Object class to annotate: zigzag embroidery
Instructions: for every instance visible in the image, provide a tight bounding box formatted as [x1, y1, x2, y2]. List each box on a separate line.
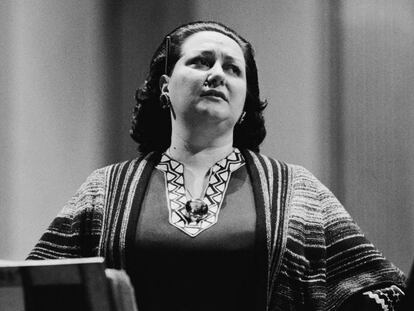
[363, 285, 404, 311]
[156, 148, 245, 237]
[364, 291, 388, 311]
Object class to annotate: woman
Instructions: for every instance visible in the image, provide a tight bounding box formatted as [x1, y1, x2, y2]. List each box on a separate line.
[28, 21, 405, 310]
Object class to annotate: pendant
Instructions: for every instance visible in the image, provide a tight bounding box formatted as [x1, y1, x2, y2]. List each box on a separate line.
[185, 199, 208, 223]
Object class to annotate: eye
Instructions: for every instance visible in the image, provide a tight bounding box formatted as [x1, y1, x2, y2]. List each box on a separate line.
[190, 57, 211, 69]
[224, 63, 241, 76]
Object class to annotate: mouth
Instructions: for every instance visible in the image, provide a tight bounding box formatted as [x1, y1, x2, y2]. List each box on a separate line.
[200, 89, 228, 102]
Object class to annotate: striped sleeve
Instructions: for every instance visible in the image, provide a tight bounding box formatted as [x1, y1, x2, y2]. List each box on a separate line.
[318, 177, 405, 309]
[26, 167, 108, 260]
[271, 164, 405, 311]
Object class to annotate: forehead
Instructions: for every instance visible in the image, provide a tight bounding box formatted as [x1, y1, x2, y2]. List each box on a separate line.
[180, 31, 245, 62]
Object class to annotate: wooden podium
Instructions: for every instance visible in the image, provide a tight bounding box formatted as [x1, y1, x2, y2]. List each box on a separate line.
[0, 258, 137, 311]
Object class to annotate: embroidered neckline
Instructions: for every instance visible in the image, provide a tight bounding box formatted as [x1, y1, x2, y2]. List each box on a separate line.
[156, 148, 245, 237]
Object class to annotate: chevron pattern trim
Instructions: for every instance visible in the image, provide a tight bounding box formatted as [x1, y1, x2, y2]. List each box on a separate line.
[156, 148, 245, 237]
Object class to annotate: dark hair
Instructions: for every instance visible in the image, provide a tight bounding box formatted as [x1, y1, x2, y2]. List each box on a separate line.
[130, 21, 267, 154]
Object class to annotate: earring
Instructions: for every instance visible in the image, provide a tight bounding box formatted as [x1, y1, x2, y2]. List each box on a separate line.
[160, 92, 176, 120]
[238, 111, 246, 124]
[160, 93, 171, 109]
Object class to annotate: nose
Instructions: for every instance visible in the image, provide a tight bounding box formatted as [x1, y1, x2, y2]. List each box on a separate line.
[205, 62, 225, 87]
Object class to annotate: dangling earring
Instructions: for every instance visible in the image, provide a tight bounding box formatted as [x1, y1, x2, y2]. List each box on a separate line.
[238, 111, 246, 124]
[160, 93, 171, 109]
[160, 93, 176, 119]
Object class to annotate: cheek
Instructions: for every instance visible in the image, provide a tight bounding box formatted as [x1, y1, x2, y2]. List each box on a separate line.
[232, 81, 247, 110]
[170, 71, 203, 101]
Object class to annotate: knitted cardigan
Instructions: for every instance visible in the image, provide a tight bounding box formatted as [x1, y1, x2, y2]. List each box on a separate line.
[28, 150, 405, 311]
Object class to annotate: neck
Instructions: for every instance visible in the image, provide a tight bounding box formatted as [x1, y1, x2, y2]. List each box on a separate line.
[168, 138, 234, 171]
[169, 124, 234, 172]
[168, 121, 235, 198]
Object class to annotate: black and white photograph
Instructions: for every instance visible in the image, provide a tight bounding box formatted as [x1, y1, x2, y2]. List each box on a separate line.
[1, 1, 413, 310]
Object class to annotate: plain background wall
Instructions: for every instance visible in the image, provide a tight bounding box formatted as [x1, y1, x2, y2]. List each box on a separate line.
[0, 0, 13, 258]
[0, 0, 112, 259]
[340, 0, 414, 273]
[1, 0, 413, 274]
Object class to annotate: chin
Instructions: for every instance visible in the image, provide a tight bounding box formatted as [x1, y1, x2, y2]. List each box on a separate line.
[197, 101, 226, 115]
[200, 108, 229, 121]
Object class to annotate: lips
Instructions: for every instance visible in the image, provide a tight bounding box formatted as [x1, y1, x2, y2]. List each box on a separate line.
[200, 89, 227, 102]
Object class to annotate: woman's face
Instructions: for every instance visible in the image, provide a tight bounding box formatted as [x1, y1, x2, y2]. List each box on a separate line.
[164, 31, 247, 129]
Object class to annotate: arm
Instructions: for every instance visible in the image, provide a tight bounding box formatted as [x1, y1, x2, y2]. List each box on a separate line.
[318, 177, 406, 310]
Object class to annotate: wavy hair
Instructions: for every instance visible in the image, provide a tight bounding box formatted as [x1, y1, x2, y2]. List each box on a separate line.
[130, 21, 267, 154]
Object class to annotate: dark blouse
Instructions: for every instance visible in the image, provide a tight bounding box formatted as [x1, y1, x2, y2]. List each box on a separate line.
[132, 164, 257, 311]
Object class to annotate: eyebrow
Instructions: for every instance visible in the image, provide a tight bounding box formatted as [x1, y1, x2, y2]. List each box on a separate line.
[191, 50, 244, 65]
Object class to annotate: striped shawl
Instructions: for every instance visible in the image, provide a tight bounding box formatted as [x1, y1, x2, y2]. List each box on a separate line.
[28, 150, 405, 310]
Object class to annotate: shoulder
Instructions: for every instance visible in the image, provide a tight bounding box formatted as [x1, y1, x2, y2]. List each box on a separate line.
[67, 157, 147, 208]
[242, 149, 322, 189]
[76, 152, 161, 205]
[243, 150, 337, 212]
[85, 152, 158, 188]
